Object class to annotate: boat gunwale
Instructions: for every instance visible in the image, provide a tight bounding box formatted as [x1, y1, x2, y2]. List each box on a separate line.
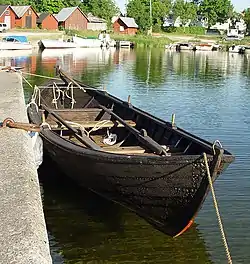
[40, 128, 234, 165]
[29, 72, 234, 161]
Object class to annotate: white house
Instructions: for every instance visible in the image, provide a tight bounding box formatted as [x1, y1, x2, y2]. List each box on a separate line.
[210, 18, 246, 33]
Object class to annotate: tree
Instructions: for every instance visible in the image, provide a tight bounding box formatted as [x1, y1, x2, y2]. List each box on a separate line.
[127, 0, 151, 31]
[243, 8, 250, 33]
[127, 0, 172, 32]
[152, 0, 172, 31]
[173, 0, 197, 27]
[199, 0, 233, 28]
[85, 0, 119, 23]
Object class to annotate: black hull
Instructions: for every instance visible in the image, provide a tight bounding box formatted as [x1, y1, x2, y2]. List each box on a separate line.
[41, 129, 229, 237]
[27, 69, 234, 237]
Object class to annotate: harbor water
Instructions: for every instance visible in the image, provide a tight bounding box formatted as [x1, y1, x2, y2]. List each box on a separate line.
[4, 47, 250, 263]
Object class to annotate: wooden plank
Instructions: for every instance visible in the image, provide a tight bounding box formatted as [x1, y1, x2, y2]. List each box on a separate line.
[79, 120, 136, 128]
[51, 120, 136, 129]
[45, 108, 103, 122]
[102, 146, 146, 154]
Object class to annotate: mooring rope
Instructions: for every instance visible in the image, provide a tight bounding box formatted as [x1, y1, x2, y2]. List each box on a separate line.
[21, 74, 33, 88]
[22, 72, 62, 80]
[203, 152, 233, 264]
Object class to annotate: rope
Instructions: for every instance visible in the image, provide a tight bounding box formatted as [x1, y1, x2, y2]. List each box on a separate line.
[21, 72, 61, 80]
[212, 140, 223, 155]
[203, 152, 232, 264]
[21, 74, 33, 88]
[64, 120, 111, 137]
[65, 82, 76, 109]
[41, 122, 51, 130]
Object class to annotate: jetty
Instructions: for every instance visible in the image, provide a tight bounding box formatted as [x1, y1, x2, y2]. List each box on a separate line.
[0, 71, 52, 263]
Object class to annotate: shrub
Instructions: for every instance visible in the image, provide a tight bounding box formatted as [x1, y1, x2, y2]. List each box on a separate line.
[164, 26, 205, 35]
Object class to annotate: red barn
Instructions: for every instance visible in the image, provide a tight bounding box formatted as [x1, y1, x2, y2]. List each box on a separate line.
[113, 17, 138, 35]
[55, 6, 88, 30]
[12, 5, 38, 28]
[37, 12, 58, 30]
[0, 5, 16, 29]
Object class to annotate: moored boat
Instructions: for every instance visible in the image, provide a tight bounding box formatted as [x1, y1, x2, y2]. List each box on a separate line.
[195, 43, 220, 51]
[228, 45, 245, 54]
[0, 35, 32, 50]
[72, 35, 116, 48]
[27, 68, 234, 237]
[38, 39, 78, 49]
[176, 43, 195, 51]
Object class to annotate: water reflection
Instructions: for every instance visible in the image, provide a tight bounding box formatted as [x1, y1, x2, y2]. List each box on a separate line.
[2, 47, 250, 263]
[39, 157, 212, 264]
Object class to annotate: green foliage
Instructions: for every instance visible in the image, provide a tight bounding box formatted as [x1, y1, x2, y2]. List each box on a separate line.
[164, 26, 205, 35]
[152, 0, 172, 28]
[243, 8, 250, 33]
[173, 0, 197, 26]
[200, 0, 234, 28]
[36, 0, 65, 13]
[0, 0, 118, 23]
[127, 0, 171, 31]
[84, 0, 119, 24]
[127, 0, 151, 31]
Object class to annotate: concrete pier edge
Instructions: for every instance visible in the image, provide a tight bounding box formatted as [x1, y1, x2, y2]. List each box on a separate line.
[0, 72, 52, 263]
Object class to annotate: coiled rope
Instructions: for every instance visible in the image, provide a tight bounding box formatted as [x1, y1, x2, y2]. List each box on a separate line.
[203, 152, 232, 264]
[64, 120, 111, 137]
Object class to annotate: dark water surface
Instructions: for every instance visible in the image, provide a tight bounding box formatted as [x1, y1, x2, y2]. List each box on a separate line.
[4, 48, 250, 263]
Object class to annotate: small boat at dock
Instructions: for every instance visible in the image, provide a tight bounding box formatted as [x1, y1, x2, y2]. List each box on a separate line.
[166, 42, 195, 51]
[195, 43, 220, 51]
[38, 39, 77, 49]
[0, 35, 32, 50]
[27, 68, 234, 237]
[72, 35, 116, 48]
[228, 45, 245, 54]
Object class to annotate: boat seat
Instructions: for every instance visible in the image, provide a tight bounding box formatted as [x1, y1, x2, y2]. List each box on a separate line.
[102, 145, 146, 154]
[51, 120, 136, 130]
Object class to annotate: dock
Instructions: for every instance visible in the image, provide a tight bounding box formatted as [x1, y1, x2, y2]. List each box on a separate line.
[0, 71, 52, 263]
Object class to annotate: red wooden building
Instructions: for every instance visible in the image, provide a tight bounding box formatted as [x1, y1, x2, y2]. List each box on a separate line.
[37, 12, 58, 30]
[55, 6, 88, 30]
[0, 5, 16, 29]
[113, 17, 138, 35]
[12, 5, 38, 28]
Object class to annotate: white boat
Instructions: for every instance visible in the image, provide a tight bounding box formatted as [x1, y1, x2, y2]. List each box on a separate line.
[72, 36, 102, 47]
[38, 39, 77, 49]
[176, 43, 195, 51]
[195, 43, 220, 51]
[72, 36, 116, 48]
[0, 35, 32, 50]
[228, 45, 245, 54]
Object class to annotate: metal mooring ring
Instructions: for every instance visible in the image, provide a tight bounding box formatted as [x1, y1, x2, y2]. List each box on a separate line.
[2, 118, 15, 128]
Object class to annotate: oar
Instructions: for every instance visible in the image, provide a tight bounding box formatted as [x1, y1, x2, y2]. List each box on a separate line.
[99, 105, 168, 156]
[41, 104, 101, 151]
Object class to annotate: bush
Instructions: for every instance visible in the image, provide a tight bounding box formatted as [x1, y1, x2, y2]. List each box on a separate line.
[164, 26, 205, 35]
[152, 23, 162, 33]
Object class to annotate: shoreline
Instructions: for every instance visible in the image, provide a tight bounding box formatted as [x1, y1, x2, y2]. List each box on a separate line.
[0, 30, 249, 50]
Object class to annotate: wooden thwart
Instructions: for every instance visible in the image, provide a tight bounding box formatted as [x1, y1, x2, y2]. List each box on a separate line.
[51, 119, 136, 129]
[102, 145, 146, 154]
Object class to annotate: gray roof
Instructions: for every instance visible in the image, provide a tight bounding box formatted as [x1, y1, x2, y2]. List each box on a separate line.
[0, 5, 9, 17]
[87, 13, 106, 23]
[119, 17, 138, 28]
[37, 12, 57, 23]
[11, 6, 30, 18]
[55, 6, 86, 22]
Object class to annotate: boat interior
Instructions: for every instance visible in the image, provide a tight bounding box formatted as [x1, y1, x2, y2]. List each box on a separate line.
[36, 81, 220, 157]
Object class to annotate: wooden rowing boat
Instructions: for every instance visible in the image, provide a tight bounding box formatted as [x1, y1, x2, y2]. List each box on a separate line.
[27, 68, 234, 237]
